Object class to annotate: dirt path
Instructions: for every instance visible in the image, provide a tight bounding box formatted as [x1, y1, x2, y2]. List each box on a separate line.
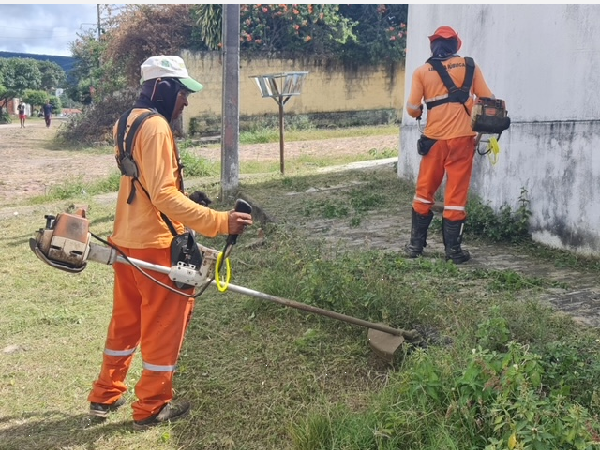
[0, 120, 396, 206]
[0, 121, 115, 205]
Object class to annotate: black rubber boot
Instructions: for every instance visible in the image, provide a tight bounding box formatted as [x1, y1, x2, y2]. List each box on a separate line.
[442, 218, 470, 264]
[404, 208, 434, 258]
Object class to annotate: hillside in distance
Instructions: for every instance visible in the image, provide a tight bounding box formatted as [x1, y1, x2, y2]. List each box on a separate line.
[0, 51, 75, 73]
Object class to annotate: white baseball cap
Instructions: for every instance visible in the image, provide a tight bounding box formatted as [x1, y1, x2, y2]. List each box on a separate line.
[140, 55, 203, 92]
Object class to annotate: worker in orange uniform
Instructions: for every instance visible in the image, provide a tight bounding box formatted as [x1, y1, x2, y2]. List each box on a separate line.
[87, 56, 253, 430]
[404, 26, 495, 264]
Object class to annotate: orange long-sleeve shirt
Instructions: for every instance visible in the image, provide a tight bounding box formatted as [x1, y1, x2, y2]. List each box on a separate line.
[110, 108, 229, 249]
[406, 56, 493, 140]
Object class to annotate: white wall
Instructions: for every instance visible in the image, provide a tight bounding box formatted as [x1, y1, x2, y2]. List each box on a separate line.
[399, 4, 600, 255]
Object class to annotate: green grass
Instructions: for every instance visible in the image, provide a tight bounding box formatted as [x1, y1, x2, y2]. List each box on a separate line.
[3, 144, 600, 449]
[240, 125, 398, 145]
[238, 150, 396, 175]
[27, 172, 122, 203]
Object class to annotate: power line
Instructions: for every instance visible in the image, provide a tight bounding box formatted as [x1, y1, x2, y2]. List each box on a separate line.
[0, 25, 61, 31]
[0, 35, 72, 40]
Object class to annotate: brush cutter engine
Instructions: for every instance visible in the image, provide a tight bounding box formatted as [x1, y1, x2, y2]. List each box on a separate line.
[31, 210, 92, 273]
[30, 208, 217, 290]
[472, 97, 511, 156]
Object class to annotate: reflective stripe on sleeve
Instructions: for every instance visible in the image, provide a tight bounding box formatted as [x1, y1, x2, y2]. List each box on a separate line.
[142, 361, 177, 372]
[425, 93, 449, 103]
[104, 347, 136, 357]
[414, 196, 433, 204]
[444, 205, 466, 211]
[407, 102, 422, 111]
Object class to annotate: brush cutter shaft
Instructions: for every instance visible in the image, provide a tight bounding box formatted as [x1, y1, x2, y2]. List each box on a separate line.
[86, 242, 215, 289]
[216, 282, 417, 339]
[102, 248, 414, 339]
[113, 255, 210, 288]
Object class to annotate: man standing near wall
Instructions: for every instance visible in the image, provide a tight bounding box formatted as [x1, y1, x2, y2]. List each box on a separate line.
[404, 26, 494, 264]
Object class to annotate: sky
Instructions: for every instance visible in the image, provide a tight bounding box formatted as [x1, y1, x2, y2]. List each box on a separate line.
[0, 4, 99, 56]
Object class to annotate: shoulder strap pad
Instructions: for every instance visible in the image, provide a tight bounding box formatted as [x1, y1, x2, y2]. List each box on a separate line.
[124, 112, 159, 161]
[115, 109, 159, 178]
[115, 108, 132, 165]
[462, 57, 475, 91]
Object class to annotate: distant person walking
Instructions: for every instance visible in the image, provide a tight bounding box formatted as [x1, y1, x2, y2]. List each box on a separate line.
[42, 100, 53, 128]
[17, 103, 26, 128]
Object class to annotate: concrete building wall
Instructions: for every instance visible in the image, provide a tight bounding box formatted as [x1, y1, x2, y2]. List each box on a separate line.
[181, 50, 404, 130]
[399, 4, 600, 255]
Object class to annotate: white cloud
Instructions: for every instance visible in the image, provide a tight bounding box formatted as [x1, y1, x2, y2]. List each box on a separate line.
[0, 4, 98, 56]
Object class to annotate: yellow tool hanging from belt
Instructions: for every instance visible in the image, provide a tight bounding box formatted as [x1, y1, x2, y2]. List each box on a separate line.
[472, 97, 510, 164]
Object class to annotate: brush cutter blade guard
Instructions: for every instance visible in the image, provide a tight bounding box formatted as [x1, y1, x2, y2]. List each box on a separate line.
[367, 328, 405, 362]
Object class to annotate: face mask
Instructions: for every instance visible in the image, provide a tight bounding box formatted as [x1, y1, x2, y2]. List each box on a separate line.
[138, 78, 184, 122]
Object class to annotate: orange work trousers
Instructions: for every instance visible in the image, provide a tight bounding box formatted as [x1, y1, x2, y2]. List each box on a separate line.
[87, 245, 195, 421]
[412, 135, 475, 222]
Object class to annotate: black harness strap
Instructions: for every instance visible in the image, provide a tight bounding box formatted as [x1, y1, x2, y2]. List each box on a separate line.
[426, 56, 475, 115]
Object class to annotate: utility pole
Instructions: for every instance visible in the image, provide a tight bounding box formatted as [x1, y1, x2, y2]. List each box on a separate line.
[96, 4, 101, 39]
[220, 4, 241, 201]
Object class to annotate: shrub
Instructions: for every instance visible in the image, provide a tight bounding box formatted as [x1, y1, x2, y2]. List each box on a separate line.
[55, 88, 138, 147]
[466, 188, 532, 243]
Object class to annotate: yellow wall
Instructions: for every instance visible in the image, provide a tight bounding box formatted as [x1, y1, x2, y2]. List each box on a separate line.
[181, 50, 405, 128]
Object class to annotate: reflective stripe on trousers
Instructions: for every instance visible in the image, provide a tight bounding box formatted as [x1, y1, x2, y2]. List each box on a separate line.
[104, 347, 136, 357]
[142, 362, 177, 372]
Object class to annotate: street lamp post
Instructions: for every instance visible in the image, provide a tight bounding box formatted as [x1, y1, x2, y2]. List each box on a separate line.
[249, 72, 308, 175]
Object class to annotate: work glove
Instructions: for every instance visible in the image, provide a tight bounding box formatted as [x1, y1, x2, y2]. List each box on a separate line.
[189, 191, 212, 207]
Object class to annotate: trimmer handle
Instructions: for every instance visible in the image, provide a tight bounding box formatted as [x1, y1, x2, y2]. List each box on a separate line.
[227, 199, 252, 246]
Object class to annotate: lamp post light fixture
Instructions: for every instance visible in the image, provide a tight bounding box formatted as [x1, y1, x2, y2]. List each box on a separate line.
[249, 71, 308, 175]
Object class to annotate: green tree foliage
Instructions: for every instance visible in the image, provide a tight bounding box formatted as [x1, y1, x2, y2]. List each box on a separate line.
[237, 4, 356, 56]
[0, 57, 42, 106]
[0, 58, 67, 112]
[191, 4, 222, 50]
[68, 30, 117, 104]
[337, 4, 407, 64]
[189, 4, 407, 64]
[37, 60, 67, 91]
[49, 95, 62, 115]
[22, 89, 48, 108]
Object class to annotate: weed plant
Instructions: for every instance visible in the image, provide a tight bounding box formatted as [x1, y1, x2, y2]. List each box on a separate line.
[239, 222, 600, 450]
[466, 188, 532, 243]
